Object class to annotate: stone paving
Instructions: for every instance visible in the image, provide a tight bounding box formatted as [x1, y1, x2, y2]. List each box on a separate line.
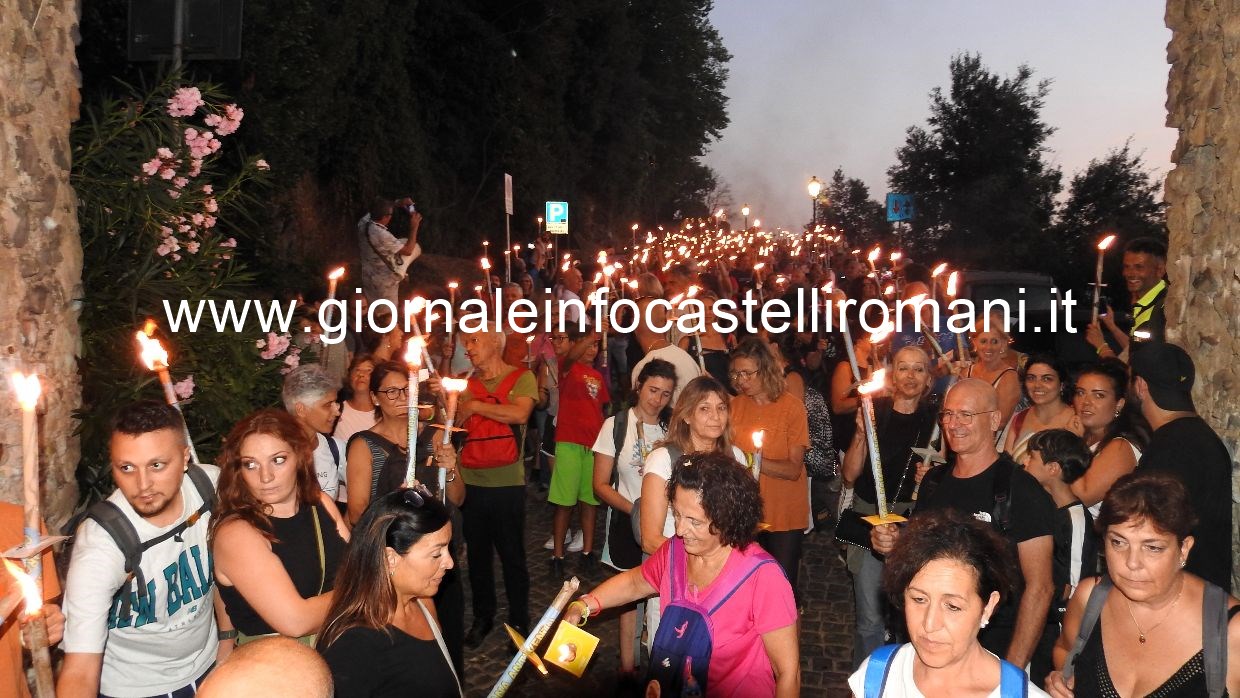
[460, 484, 857, 696]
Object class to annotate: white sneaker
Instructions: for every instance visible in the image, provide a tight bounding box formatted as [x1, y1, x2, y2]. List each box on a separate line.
[544, 530, 582, 551]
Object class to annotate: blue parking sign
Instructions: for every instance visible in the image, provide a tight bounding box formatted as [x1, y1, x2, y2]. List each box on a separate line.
[546, 201, 568, 235]
[886, 193, 914, 222]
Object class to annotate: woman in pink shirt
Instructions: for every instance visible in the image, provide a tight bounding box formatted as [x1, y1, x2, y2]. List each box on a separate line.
[565, 452, 800, 697]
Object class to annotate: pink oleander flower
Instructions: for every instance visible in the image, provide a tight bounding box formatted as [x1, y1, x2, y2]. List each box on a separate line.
[186, 241, 201, 254]
[157, 147, 174, 159]
[172, 376, 195, 400]
[201, 184, 213, 194]
[260, 332, 291, 359]
[158, 167, 176, 180]
[188, 158, 203, 177]
[159, 225, 174, 236]
[202, 215, 217, 228]
[204, 198, 218, 213]
[255, 159, 270, 171]
[178, 223, 191, 233]
[205, 104, 244, 136]
[284, 352, 300, 368]
[171, 253, 182, 262]
[220, 237, 237, 248]
[142, 158, 162, 176]
[167, 189, 181, 199]
[156, 241, 174, 257]
[191, 213, 205, 226]
[255, 338, 267, 349]
[173, 176, 189, 189]
[167, 87, 204, 117]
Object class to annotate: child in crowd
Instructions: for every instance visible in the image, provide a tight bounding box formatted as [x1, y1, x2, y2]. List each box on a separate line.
[548, 329, 610, 577]
[1022, 427, 1097, 684]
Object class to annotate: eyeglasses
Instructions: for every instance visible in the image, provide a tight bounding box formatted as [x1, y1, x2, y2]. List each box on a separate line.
[728, 369, 759, 381]
[378, 386, 410, 400]
[939, 409, 997, 425]
[401, 485, 434, 508]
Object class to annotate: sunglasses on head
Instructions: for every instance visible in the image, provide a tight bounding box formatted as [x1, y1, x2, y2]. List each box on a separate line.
[401, 485, 435, 508]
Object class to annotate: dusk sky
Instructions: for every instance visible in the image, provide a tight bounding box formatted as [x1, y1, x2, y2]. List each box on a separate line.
[704, 1, 1177, 231]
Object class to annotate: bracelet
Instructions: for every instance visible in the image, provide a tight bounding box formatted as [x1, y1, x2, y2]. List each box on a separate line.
[568, 600, 591, 626]
[1095, 344, 1109, 356]
[445, 467, 457, 483]
[218, 629, 238, 641]
[582, 593, 602, 616]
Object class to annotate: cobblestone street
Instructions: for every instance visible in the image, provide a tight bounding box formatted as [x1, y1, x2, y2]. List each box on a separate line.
[461, 485, 856, 696]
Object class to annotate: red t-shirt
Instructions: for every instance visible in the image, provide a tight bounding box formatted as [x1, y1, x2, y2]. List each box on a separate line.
[555, 362, 610, 447]
[641, 539, 797, 697]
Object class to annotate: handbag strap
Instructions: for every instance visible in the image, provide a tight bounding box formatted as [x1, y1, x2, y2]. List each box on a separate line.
[417, 599, 463, 697]
[310, 505, 326, 595]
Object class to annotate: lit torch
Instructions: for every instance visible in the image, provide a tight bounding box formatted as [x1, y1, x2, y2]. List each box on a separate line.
[438, 377, 469, 498]
[10, 373, 45, 584]
[867, 246, 881, 273]
[1092, 234, 1117, 325]
[751, 429, 764, 478]
[946, 271, 968, 364]
[404, 338, 425, 489]
[4, 560, 54, 697]
[135, 329, 201, 464]
[857, 369, 904, 525]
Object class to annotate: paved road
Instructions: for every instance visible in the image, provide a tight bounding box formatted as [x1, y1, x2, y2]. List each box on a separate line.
[460, 485, 857, 696]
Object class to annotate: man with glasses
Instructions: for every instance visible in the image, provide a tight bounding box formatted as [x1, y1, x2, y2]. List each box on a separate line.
[871, 378, 1055, 670]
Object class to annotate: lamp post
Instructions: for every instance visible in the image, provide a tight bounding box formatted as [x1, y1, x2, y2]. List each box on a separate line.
[741, 205, 750, 230]
[807, 176, 822, 232]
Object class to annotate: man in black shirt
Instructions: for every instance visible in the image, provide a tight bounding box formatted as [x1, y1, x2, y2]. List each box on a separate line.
[1131, 342, 1233, 592]
[872, 378, 1055, 667]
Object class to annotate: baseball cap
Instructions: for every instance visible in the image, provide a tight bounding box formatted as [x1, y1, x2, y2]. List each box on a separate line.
[1129, 342, 1195, 412]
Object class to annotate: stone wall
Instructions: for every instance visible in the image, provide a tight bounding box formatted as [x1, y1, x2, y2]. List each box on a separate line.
[1163, 0, 1240, 589]
[0, 0, 83, 527]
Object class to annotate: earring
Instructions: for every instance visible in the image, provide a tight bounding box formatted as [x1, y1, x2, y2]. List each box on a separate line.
[1115, 409, 1121, 418]
[1181, 559, 1187, 568]
[980, 618, 989, 629]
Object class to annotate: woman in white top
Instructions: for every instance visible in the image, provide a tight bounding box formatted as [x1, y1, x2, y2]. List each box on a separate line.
[1068, 359, 1149, 513]
[332, 354, 378, 508]
[850, 508, 1050, 697]
[590, 359, 676, 680]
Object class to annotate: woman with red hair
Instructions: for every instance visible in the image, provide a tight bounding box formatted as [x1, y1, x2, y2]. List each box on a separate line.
[212, 409, 351, 654]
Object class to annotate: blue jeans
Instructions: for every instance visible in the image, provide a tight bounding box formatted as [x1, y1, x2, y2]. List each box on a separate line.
[847, 542, 887, 669]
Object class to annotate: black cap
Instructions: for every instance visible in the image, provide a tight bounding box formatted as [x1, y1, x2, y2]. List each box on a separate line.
[1130, 342, 1195, 412]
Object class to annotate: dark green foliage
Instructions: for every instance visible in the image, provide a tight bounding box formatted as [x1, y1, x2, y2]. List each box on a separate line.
[887, 54, 1062, 269]
[72, 78, 289, 504]
[819, 168, 888, 248]
[1049, 141, 1166, 290]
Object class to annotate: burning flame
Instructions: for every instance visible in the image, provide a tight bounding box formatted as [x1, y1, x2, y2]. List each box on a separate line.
[627, 280, 638, 290]
[440, 377, 469, 394]
[448, 281, 459, 290]
[907, 293, 928, 304]
[408, 296, 427, 314]
[946, 271, 959, 298]
[822, 282, 834, 294]
[603, 264, 615, 276]
[10, 373, 41, 412]
[867, 247, 881, 263]
[135, 331, 169, 370]
[561, 261, 571, 272]
[752, 430, 765, 450]
[883, 284, 895, 296]
[327, 267, 345, 281]
[404, 336, 425, 366]
[858, 369, 887, 396]
[870, 321, 896, 344]
[890, 251, 902, 262]
[3, 559, 42, 615]
[526, 336, 535, 345]
[481, 257, 491, 270]
[931, 262, 948, 278]
[687, 285, 700, 298]
[1098, 234, 1117, 251]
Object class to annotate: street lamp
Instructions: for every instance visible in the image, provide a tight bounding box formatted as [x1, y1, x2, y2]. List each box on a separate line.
[807, 176, 822, 230]
[741, 204, 750, 230]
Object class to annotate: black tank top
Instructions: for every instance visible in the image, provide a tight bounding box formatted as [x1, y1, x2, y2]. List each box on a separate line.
[218, 502, 346, 636]
[1073, 606, 1240, 697]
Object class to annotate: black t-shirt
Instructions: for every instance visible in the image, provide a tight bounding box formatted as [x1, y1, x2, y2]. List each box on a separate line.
[916, 456, 1057, 654]
[855, 399, 935, 505]
[320, 624, 458, 698]
[1051, 501, 1097, 620]
[1138, 416, 1233, 592]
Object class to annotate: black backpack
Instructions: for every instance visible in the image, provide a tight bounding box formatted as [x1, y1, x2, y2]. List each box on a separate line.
[64, 464, 216, 619]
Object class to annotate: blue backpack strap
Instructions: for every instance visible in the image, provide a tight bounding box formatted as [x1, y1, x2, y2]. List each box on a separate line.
[707, 558, 775, 614]
[325, 435, 341, 467]
[862, 644, 902, 698]
[998, 659, 1029, 698]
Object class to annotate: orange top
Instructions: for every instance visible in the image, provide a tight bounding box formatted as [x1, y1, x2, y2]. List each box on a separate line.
[0, 503, 60, 698]
[730, 391, 810, 532]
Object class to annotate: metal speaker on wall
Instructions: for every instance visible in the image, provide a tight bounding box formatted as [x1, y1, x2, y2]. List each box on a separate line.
[128, 0, 243, 62]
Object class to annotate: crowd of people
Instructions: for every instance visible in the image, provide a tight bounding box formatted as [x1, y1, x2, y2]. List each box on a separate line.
[2, 205, 1235, 698]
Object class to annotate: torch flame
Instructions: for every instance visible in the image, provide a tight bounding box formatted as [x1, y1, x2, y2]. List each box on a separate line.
[1098, 234, 1117, 251]
[931, 262, 948, 278]
[404, 336, 425, 366]
[10, 373, 41, 412]
[890, 251, 902, 262]
[687, 285, 699, 298]
[440, 377, 469, 394]
[907, 293, 928, 305]
[448, 281, 459, 290]
[867, 247, 881, 263]
[135, 331, 169, 370]
[603, 264, 615, 276]
[561, 261, 571, 272]
[946, 271, 959, 298]
[858, 369, 887, 396]
[481, 257, 491, 270]
[870, 321, 896, 345]
[408, 296, 427, 314]
[328, 266, 346, 281]
[883, 284, 895, 297]
[627, 280, 638, 290]
[3, 559, 42, 615]
[752, 430, 765, 450]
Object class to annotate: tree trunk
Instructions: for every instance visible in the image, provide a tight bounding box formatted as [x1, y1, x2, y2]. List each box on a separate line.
[0, 0, 83, 528]
[1164, 0, 1240, 590]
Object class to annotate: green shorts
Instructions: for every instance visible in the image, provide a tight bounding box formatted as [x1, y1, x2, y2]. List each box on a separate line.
[548, 442, 599, 506]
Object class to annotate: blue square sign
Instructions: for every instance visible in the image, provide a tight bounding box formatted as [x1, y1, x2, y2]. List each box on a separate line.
[545, 201, 568, 235]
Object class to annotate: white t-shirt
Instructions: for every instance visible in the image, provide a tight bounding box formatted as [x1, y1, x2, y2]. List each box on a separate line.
[847, 643, 1050, 697]
[591, 409, 667, 502]
[642, 445, 747, 539]
[333, 402, 377, 444]
[630, 344, 702, 401]
[315, 433, 346, 500]
[63, 465, 221, 696]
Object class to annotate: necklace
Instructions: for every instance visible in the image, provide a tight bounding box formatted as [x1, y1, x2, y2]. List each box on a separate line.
[1124, 577, 1184, 643]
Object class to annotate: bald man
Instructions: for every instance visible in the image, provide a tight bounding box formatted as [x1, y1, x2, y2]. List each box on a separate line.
[198, 637, 332, 698]
[871, 379, 1055, 669]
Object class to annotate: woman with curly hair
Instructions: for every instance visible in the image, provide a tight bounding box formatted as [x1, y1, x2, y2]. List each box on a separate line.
[850, 508, 1049, 697]
[566, 452, 800, 697]
[212, 409, 351, 653]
